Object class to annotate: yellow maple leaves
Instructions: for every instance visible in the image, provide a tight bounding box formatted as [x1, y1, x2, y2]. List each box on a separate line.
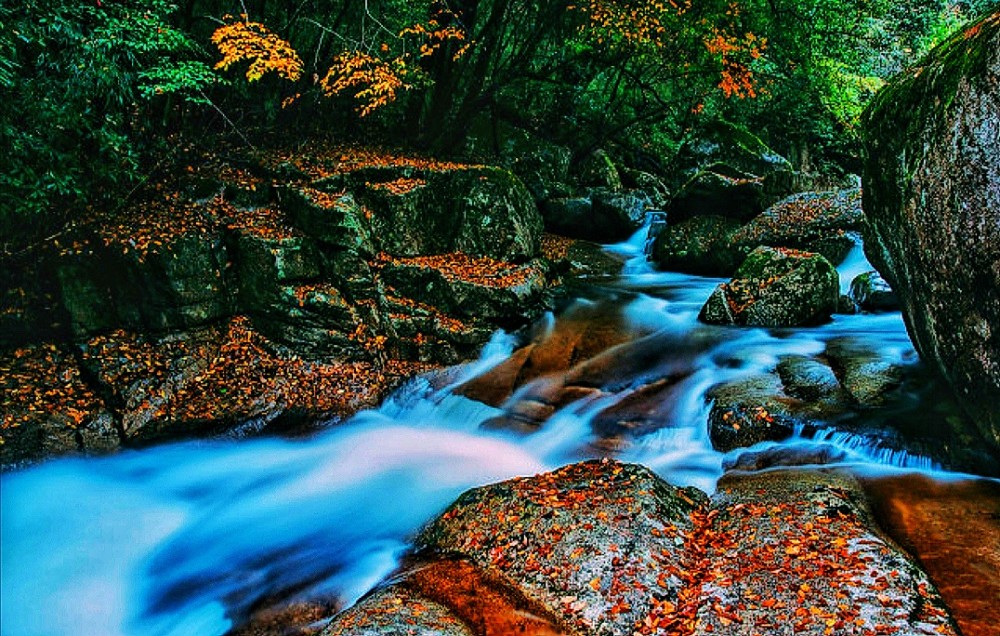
[211, 13, 468, 117]
[211, 17, 303, 82]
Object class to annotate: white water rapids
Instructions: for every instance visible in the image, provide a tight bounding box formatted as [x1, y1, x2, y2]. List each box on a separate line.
[0, 231, 972, 636]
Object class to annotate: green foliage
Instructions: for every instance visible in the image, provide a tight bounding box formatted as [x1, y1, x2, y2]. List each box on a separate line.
[0, 0, 215, 252]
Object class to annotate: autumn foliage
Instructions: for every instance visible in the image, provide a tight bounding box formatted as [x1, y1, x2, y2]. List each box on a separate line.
[211, 17, 303, 82]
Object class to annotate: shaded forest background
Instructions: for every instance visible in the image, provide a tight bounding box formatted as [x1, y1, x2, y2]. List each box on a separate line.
[1, 0, 995, 253]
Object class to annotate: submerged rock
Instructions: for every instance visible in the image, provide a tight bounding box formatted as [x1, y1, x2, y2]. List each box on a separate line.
[699, 246, 840, 327]
[862, 10, 1000, 451]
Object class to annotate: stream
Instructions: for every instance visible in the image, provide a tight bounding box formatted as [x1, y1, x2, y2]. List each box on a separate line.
[1, 229, 995, 636]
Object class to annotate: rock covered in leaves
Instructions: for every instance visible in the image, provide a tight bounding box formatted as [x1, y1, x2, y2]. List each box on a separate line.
[312, 163, 542, 261]
[727, 189, 865, 266]
[862, 10, 1000, 451]
[1, 146, 558, 464]
[699, 247, 840, 327]
[321, 461, 958, 636]
[415, 460, 707, 636]
[699, 469, 958, 636]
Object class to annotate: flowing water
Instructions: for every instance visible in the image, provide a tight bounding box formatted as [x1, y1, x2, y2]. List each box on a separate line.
[1, 229, 994, 636]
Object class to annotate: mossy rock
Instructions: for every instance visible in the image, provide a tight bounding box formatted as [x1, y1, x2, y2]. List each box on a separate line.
[575, 149, 623, 190]
[699, 246, 840, 327]
[862, 10, 1000, 450]
[652, 215, 743, 276]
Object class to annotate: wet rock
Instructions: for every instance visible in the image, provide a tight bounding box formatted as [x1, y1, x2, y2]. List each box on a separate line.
[699, 246, 840, 327]
[728, 189, 865, 266]
[848, 270, 899, 312]
[621, 168, 671, 209]
[542, 190, 652, 243]
[776, 355, 849, 405]
[704, 469, 958, 636]
[379, 259, 549, 324]
[552, 239, 626, 280]
[320, 586, 472, 636]
[862, 10, 1000, 450]
[861, 473, 1000, 636]
[652, 215, 743, 276]
[575, 149, 623, 191]
[723, 443, 850, 471]
[825, 338, 905, 407]
[415, 460, 707, 636]
[706, 374, 817, 452]
[591, 188, 653, 236]
[456, 303, 636, 407]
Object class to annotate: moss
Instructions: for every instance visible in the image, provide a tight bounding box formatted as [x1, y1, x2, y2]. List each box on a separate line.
[863, 12, 1000, 170]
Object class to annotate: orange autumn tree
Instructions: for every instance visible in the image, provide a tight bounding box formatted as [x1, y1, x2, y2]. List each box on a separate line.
[568, 0, 766, 99]
[211, 8, 467, 117]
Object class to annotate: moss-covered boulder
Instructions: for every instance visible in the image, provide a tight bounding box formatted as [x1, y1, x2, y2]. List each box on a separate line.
[541, 189, 652, 242]
[652, 215, 743, 276]
[848, 270, 899, 312]
[314, 165, 542, 261]
[575, 149, 623, 191]
[55, 222, 231, 337]
[699, 247, 840, 327]
[669, 167, 768, 223]
[862, 11, 1000, 451]
[674, 120, 794, 180]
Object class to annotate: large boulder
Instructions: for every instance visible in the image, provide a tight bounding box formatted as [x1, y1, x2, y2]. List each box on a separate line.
[668, 121, 795, 222]
[699, 246, 840, 327]
[728, 189, 864, 266]
[861, 11, 1000, 450]
[321, 462, 958, 636]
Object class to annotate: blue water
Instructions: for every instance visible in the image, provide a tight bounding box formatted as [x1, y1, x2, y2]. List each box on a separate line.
[0, 231, 957, 636]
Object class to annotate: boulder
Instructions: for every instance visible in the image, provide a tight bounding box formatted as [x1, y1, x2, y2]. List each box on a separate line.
[728, 189, 865, 266]
[669, 167, 768, 223]
[322, 462, 958, 636]
[621, 168, 671, 209]
[674, 120, 793, 181]
[699, 247, 840, 327]
[706, 374, 824, 452]
[313, 165, 543, 261]
[848, 270, 899, 312]
[542, 189, 652, 242]
[55, 224, 231, 337]
[414, 461, 707, 636]
[862, 11, 1000, 449]
[652, 215, 743, 276]
[825, 338, 905, 408]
